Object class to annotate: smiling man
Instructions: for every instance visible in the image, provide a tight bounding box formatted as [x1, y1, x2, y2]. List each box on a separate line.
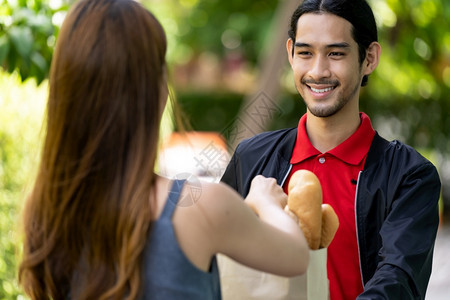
[221, 0, 441, 299]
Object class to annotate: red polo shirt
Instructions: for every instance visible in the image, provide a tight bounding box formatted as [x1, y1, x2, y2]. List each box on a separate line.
[283, 113, 375, 300]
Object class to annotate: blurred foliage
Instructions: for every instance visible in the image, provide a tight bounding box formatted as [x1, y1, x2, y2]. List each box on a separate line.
[0, 0, 70, 84]
[144, 0, 278, 66]
[364, 0, 450, 153]
[0, 70, 46, 298]
[176, 92, 243, 132]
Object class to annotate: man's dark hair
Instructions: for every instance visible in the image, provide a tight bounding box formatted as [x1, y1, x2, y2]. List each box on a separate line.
[288, 0, 378, 86]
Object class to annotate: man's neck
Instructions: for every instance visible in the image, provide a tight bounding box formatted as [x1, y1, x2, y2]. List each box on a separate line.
[305, 111, 361, 153]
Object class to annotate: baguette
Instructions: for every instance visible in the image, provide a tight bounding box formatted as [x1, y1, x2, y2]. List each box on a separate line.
[320, 203, 339, 248]
[287, 170, 323, 250]
[287, 170, 339, 250]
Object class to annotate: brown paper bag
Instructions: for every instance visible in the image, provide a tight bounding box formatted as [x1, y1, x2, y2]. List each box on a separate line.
[218, 249, 329, 300]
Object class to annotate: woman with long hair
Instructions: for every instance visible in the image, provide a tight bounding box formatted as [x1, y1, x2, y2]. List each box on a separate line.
[18, 0, 309, 299]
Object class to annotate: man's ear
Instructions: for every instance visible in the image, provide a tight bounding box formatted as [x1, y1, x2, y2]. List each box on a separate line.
[286, 38, 294, 66]
[363, 41, 381, 76]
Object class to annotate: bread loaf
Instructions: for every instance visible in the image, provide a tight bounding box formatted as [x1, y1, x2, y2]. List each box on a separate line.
[287, 170, 339, 250]
[287, 170, 323, 250]
[319, 203, 339, 248]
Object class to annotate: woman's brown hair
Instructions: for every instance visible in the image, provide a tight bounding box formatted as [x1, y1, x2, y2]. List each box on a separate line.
[19, 0, 167, 298]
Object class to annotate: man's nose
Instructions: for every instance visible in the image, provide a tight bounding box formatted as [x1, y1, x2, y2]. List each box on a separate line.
[308, 55, 331, 80]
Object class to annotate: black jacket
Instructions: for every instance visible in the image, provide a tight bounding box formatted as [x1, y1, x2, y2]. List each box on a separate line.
[221, 128, 441, 299]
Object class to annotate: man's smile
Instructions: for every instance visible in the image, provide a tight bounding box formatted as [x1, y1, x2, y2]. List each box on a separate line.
[303, 82, 339, 98]
[308, 85, 335, 93]
[302, 79, 340, 96]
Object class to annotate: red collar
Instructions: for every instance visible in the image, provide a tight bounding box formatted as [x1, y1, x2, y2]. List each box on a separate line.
[291, 113, 375, 165]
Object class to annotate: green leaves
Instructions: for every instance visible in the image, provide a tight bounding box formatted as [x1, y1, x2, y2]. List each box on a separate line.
[0, 35, 9, 65]
[0, 0, 62, 84]
[9, 26, 33, 58]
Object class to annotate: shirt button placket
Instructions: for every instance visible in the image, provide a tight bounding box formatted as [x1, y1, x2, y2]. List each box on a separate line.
[319, 157, 326, 164]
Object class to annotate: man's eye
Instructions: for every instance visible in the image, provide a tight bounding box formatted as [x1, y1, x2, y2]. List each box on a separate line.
[330, 52, 345, 57]
[297, 51, 311, 56]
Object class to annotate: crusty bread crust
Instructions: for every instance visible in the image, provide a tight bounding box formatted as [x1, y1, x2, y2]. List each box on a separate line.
[287, 170, 339, 250]
[288, 170, 323, 250]
[320, 204, 339, 248]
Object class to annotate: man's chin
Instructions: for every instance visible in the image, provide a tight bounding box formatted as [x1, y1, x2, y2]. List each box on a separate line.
[306, 106, 339, 118]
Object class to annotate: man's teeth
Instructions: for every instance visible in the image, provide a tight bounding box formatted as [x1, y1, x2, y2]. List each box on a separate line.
[311, 86, 334, 93]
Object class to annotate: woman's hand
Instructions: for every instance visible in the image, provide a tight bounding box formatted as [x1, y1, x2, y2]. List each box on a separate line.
[245, 175, 288, 215]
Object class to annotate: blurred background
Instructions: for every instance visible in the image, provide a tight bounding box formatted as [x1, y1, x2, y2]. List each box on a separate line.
[1, 0, 449, 298]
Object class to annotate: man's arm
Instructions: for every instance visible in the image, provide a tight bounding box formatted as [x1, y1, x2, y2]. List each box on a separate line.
[358, 161, 441, 299]
[221, 145, 240, 193]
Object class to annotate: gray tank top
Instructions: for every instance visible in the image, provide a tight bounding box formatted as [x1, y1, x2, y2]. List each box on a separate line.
[142, 179, 221, 299]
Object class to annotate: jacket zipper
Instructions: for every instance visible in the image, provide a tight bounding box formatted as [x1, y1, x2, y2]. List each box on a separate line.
[280, 164, 293, 187]
[355, 171, 365, 287]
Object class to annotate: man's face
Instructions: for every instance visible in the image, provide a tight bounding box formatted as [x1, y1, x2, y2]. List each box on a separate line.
[287, 13, 365, 118]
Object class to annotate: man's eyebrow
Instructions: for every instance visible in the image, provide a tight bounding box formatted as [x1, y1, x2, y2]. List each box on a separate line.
[294, 42, 351, 49]
[326, 42, 351, 49]
[294, 42, 311, 48]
